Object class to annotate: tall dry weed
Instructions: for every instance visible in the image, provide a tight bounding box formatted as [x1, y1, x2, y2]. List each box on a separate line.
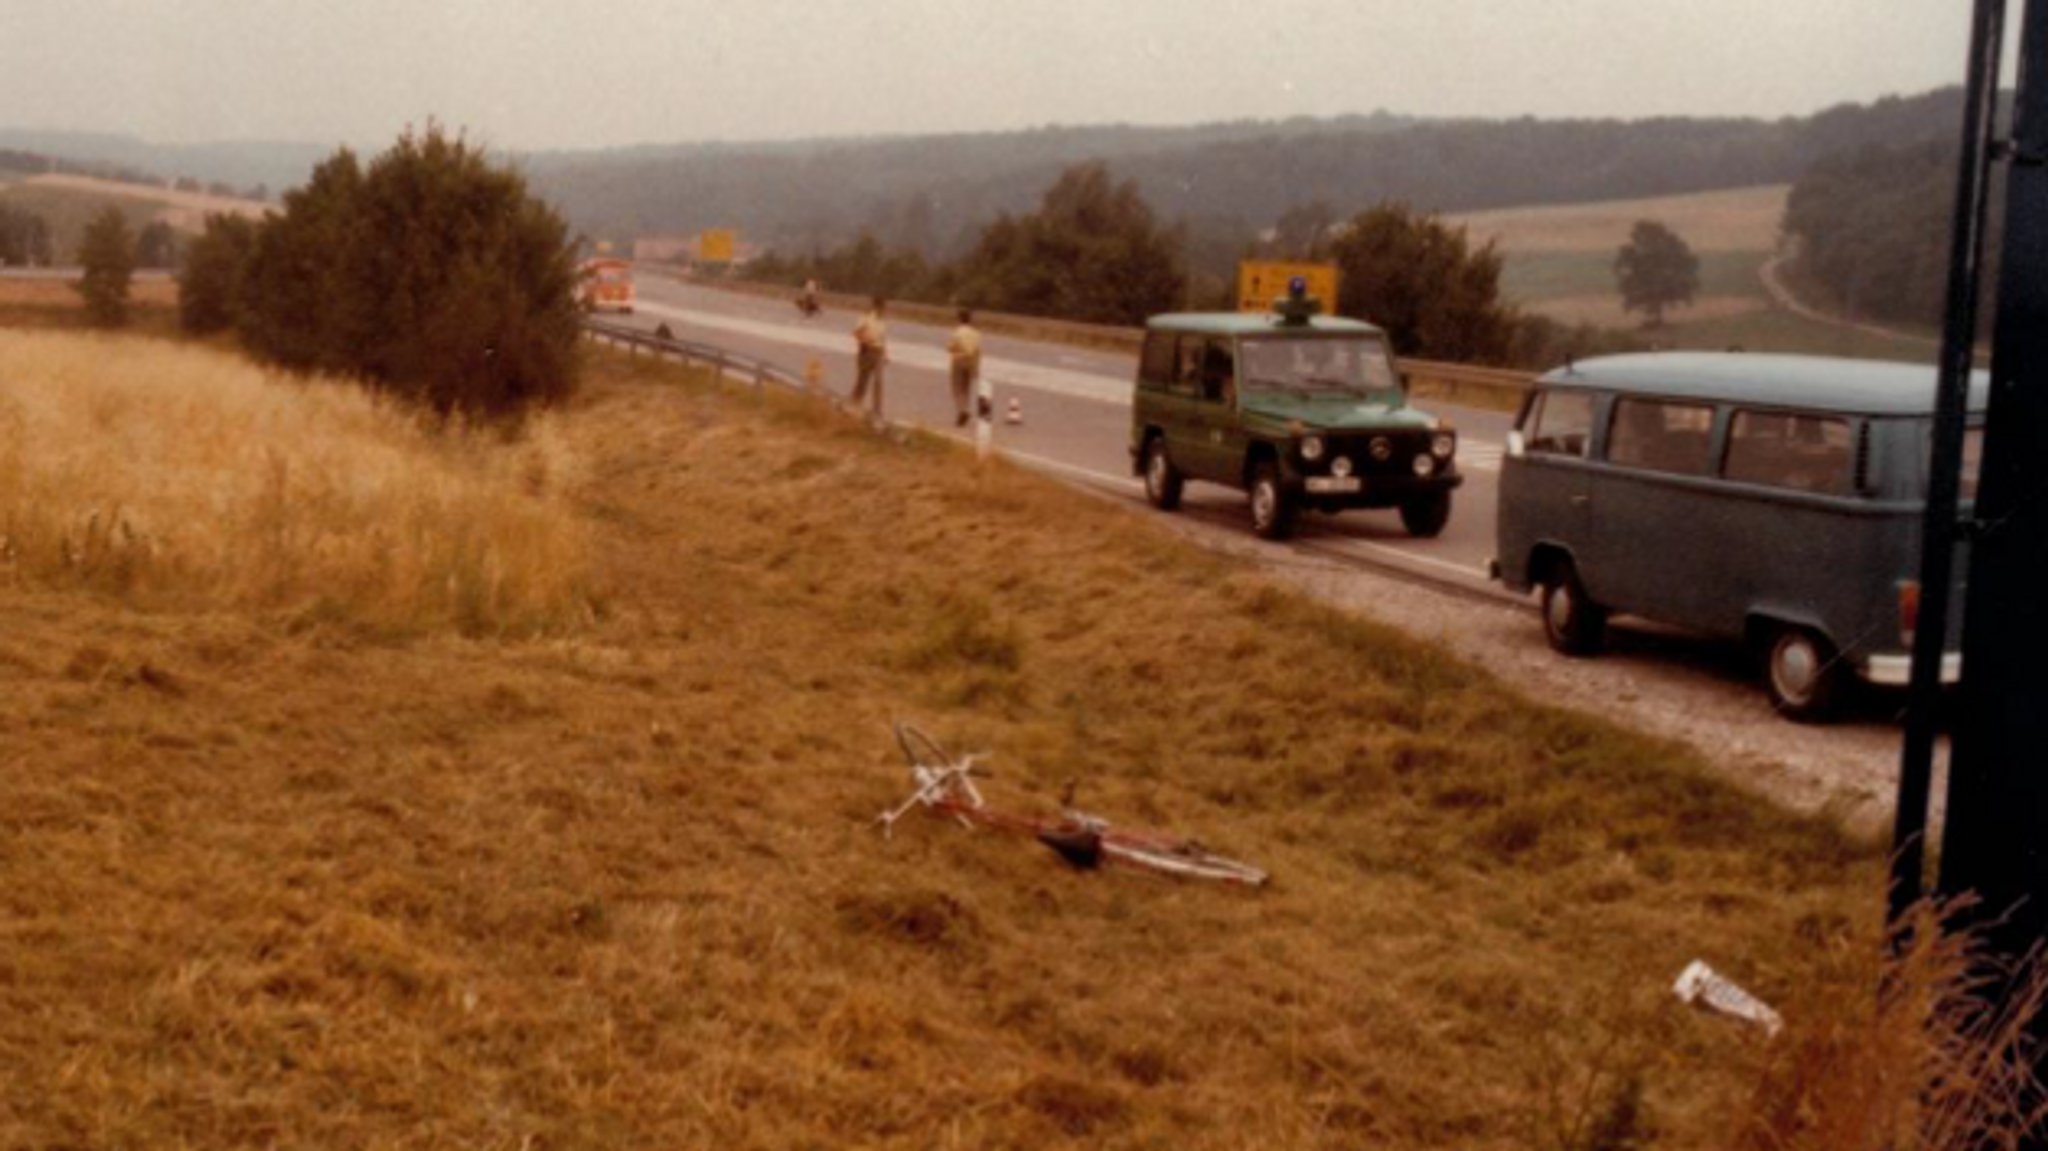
[0, 329, 590, 633]
[1734, 898, 2048, 1149]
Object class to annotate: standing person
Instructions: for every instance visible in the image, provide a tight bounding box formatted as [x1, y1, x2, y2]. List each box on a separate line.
[947, 308, 982, 427]
[799, 277, 820, 317]
[851, 296, 888, 419]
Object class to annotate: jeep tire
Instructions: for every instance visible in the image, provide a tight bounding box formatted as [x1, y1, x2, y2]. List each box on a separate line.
[1249, 463, 1297, 540]
[1399, 490, 1452, 538]
[1143, 436, 1183, 511]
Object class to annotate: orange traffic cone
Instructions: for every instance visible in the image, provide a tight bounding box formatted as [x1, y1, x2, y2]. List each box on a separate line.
[1005, 396, 1024, 426]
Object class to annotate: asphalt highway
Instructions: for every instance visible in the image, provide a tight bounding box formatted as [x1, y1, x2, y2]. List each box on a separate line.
[623, 275, 1521, 598]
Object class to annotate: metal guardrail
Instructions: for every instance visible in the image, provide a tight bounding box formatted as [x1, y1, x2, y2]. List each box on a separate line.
[581, 317, 813, 394]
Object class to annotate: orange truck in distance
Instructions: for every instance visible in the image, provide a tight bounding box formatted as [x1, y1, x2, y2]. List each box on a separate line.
[579, 257, 635, 314]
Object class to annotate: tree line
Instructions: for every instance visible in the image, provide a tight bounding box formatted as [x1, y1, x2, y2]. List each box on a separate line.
[531, 88, 1968, 262]
[746, 163, 1639, 370]
[1781, 137, 2000, 330]
[176, 127, 582, 419]
[0, 204, 54, 266]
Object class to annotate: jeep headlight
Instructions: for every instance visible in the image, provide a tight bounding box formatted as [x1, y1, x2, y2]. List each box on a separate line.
[1300, 435, 1325, 462]
[1412, 454, 1437, 477]
[1431, 433, 1456, 459]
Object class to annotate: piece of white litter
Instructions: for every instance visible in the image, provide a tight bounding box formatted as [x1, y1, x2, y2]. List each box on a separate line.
[1673, 960, 1784, 1037]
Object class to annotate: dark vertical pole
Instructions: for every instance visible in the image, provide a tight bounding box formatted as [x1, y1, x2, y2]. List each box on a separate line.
[1891, 0, 2010, 923]
[1939, 0, 2048, 968]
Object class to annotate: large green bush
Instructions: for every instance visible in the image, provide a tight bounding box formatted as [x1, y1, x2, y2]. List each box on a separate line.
[207, 126, 582, 418]
[1330, 203, 1517, 365]
[178, 214, 259, 335]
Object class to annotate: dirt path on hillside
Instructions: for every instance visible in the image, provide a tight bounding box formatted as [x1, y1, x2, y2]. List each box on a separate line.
[1758, 247, 1940, 349]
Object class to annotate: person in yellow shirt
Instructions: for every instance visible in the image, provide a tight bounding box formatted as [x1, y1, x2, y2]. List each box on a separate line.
[947, 308, 982, 427]
[851, 297, 887, 418]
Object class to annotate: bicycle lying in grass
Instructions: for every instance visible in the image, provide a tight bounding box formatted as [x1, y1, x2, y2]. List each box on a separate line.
[875, 723, 1268, 888]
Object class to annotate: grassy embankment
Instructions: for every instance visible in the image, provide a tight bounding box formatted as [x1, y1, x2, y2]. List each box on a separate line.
[0, 319, 1925, 1146]
[1451, 185, 1933, 363]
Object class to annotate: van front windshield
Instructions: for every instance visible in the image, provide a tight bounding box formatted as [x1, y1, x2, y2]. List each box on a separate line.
[1240, 337, 1401, 402]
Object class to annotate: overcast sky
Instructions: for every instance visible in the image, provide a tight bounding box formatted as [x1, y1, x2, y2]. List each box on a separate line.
[0, 1, 2012, 151]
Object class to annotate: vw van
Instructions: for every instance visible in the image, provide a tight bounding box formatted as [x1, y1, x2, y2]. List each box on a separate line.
[1492, 353, 1982, 720]
[1129, 293, 1460, 539]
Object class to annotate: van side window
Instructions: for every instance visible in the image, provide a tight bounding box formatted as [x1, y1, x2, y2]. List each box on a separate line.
[1725, 410, 1853, 495]
[1607, 398, 1715, 475]
[1139, 333, 1177, 389]
[1526, 389, 1594, 457]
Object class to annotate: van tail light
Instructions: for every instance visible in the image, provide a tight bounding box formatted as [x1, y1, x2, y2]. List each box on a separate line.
[1898, 580, 1921, 650]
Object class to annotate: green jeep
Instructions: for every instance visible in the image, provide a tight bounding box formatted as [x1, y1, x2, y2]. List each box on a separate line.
[1128, 295, 1460, 539]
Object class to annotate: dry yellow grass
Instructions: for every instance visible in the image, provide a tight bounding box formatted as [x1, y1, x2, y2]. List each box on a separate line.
[1734, 899, 2048, 1148]
[1449, 184, 1790, 255]
[10, 339, 2032, 1146]
[0, 329, 590, 635]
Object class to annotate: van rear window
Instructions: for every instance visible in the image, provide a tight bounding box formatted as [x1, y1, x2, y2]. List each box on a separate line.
[1725, 411, 1854, 495]
[1607, 399, 1714, 475]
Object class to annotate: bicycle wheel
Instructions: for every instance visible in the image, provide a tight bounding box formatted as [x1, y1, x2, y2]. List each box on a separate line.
[895, 722, 954, 771]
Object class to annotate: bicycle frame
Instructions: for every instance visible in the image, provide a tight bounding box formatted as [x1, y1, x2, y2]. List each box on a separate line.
[877, 728, 1268, 887]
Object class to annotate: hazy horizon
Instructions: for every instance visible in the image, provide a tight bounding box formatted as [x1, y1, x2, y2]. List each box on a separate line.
[0, 1, 2014, 154]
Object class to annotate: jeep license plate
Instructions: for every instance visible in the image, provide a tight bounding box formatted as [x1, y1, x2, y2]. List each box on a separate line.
[1306, 477, 1362, 494]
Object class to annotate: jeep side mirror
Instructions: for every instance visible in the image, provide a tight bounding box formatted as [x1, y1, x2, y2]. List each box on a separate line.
[1506, 430, 1526, 459]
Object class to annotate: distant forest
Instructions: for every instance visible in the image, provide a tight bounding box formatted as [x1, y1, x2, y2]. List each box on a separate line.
[522, 89, 1967, 261]
[1781, 134, 2013, 331]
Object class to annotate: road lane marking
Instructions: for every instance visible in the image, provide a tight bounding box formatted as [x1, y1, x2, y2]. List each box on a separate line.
[1321, 537, 1493, 580]
[1459, 444, 1503, 473]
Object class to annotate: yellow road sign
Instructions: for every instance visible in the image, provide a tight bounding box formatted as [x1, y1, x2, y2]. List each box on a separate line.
[1237, 260, 1338, 314]
[700, 227, 737, 263]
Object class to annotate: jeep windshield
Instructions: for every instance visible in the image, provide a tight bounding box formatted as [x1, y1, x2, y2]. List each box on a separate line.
[1239, 336, 1402, 403]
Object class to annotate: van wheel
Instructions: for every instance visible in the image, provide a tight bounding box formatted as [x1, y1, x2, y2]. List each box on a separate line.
[1399, 491, 1452, 538]
[1249, 464, 1296, 540]
[1143, 436, 1183, 511]
[1765, 626, 1843, 722]
[1540, 560, 1606, 656]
